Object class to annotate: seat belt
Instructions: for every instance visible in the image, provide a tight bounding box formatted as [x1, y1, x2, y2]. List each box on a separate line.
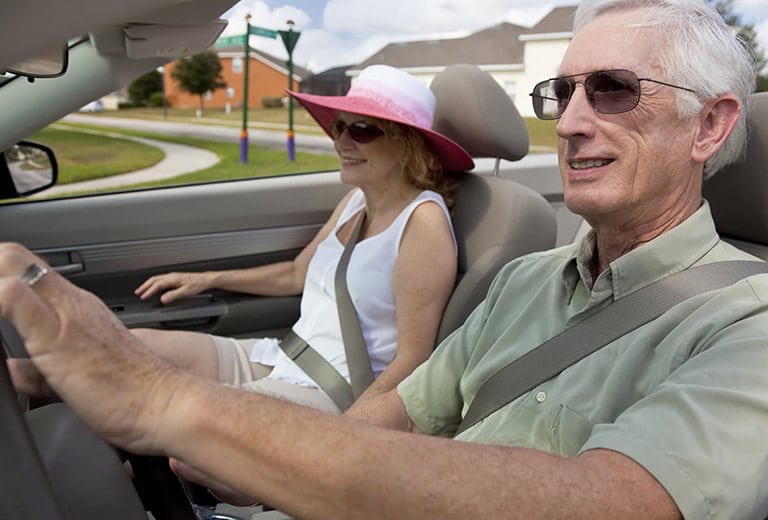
[334, 211, 375, 398]
[279, 210, 373, 411]
[279, 330, 356, 410]
[456, 260, 768, 435]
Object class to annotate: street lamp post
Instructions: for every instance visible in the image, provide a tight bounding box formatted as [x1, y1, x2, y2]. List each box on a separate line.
[157, 66, 167, 120]
[240, 14, 252, 164]
[279, 20, 301, 162]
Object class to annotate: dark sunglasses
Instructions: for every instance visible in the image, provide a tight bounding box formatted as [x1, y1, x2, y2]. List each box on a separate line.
[529, 69, 698, 120]
[330, 119, 385, 143]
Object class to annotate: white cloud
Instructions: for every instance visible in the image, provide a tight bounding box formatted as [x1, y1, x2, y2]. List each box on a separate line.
[220, 0, 768, 74]
[219, 0, 571, 71]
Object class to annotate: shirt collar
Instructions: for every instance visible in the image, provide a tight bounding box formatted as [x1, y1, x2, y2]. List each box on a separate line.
[563, 200, 721, 299]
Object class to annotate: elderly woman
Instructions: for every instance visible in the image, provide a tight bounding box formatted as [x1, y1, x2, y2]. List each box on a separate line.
[130, 64, 473, 415]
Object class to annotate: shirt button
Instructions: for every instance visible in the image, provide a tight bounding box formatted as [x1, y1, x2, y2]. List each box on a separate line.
[535, 391, 547, 403]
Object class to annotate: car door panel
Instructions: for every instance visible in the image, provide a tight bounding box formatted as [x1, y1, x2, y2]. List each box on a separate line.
[0, 171, 349, 339]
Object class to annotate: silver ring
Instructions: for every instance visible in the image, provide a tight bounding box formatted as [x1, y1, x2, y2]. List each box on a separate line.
[19, 264, 49, 287]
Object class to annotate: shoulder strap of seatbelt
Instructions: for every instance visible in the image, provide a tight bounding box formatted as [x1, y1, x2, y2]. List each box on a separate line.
[279, 210, 373, 411]
[335, 210, 375, 399]
[455, 260, 768, 435]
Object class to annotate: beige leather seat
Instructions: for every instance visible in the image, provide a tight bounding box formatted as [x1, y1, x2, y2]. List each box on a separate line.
[704, 91, 768, 259]
[430, 64, 556, 341]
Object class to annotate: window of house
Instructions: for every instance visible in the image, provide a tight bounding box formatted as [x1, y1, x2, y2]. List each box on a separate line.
[232, 56, 243, 74]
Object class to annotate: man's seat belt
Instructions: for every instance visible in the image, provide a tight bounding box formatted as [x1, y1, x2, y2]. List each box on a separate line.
[280, 211, 373, 411]
[455, 260, 768, 435]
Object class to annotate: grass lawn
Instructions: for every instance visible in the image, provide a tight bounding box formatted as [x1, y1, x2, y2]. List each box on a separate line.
[124, 136, 341, 190]
[31, 127, 164, 184]
[525, 118, 558, 151]
[35, 122, 341, 194]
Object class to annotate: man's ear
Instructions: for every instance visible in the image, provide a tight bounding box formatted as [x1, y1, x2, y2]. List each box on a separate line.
[691, 94, 741, 164]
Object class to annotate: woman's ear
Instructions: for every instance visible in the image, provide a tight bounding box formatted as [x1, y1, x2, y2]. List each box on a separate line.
[691, 94, 741, 164]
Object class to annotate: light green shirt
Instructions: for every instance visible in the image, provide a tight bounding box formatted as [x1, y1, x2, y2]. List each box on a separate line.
[398, 201, 768, 519]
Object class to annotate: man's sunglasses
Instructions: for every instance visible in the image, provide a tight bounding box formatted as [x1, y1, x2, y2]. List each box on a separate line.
[330, 119, 385, 143]
[529, 69, 698, 120]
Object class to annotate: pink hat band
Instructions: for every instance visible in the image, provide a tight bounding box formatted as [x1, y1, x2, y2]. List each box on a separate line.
[289, 65, 474, 172]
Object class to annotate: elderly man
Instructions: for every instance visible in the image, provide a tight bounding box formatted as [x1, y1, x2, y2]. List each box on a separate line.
[2, 0, 766, 518]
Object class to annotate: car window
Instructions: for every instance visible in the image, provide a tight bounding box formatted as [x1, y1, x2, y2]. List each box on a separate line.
[18, 112, 341, 201]
[0, 35, 344, 203]
[0, 7, 566, 205]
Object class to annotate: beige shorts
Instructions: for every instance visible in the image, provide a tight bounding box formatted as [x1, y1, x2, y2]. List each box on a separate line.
[211, 335, 341, 414]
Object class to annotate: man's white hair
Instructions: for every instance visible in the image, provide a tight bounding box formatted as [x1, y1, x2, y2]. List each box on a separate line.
[574, 0, 757, 178]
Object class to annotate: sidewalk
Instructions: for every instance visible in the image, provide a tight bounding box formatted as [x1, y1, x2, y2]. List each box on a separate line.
[40, 124, 220, 196]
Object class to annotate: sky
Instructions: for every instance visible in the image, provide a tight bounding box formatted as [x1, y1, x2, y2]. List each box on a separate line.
[218, 0, 768, 74]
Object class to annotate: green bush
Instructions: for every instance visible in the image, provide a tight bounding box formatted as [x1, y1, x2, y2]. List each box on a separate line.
[261, 96, 284, 108]
[148, 92, 166, 107]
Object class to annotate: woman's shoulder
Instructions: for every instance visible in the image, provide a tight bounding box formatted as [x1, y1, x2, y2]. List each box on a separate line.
[413, 189, 447, 206]
[336, 188, 366, 223]
[397, 190, 456, 251]
[403, 190, 449, 217]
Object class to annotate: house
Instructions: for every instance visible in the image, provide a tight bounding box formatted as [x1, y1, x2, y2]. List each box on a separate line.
[350, 5, 577, 117]
[300, 65, 354, 96]
[162, 45, 310, 110]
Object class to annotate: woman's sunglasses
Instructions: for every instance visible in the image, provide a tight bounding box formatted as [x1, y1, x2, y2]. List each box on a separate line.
[529, 69, 698, 120]
[330, 119, 385, 144]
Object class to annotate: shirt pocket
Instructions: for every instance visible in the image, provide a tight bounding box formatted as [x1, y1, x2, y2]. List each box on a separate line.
[549, 404, 595, 456]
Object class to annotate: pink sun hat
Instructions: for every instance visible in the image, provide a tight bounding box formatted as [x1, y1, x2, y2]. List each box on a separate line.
[288, 65, 474, 172]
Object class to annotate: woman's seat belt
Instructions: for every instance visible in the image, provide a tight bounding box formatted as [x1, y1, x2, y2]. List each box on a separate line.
[279, 211, 373, 411]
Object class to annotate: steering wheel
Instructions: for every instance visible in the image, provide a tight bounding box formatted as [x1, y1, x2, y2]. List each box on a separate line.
[0, 318, 199, 520]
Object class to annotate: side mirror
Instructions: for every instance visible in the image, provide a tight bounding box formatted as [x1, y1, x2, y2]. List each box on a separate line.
[0, 141, 58, 199]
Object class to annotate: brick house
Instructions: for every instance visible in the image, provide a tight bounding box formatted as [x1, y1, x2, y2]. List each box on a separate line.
[162, 45, 309, 110]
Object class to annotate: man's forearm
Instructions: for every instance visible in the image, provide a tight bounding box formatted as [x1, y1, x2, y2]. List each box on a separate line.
[164, 383, 680, 520]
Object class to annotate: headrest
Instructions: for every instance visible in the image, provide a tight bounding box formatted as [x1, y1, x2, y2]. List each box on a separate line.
[430, 64, 529, 161]
[703, 92, 768, 246]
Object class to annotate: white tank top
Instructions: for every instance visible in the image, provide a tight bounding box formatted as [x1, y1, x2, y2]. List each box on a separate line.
[252, 189, 455, 388]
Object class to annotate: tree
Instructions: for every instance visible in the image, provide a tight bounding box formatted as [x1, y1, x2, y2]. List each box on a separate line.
[711, 0, 768, 92]
[127, 70, 163, 107]
[171, 51, 226, 116]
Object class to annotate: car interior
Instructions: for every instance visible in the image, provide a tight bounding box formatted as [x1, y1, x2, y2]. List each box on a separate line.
[0, 60, 559, 519]
[0, 0, 766, 515]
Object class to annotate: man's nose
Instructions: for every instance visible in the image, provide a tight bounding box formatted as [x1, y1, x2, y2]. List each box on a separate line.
[556, 84, 595, 137]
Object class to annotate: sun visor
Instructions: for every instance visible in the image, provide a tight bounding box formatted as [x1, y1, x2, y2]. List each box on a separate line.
[123, 20, 226, 59]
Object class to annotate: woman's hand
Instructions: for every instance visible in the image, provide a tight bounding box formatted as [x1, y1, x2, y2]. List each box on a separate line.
[135, 271, 214, 304]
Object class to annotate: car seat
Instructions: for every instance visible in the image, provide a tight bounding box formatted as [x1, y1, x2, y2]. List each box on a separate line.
[703, 91, 768, 259]
[429, 64, 557, 342]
